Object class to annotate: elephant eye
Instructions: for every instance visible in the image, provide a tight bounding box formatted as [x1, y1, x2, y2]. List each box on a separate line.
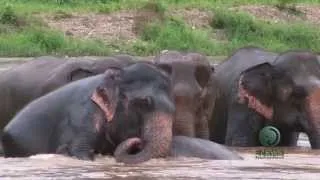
[131, 96, 154, 111]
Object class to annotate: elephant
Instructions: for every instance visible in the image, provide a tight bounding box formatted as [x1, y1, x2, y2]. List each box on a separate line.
[272, 50, 320, 148]
[153, 50, 216, 139]
[209, 47, 278, 144]
[2, 62, 175, 164]
[209, 47, 320, 149]
[0, 55, 135, 132]
[170, 136, 243, 160]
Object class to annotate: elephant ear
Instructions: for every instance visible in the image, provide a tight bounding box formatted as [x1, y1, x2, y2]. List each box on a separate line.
[69, 68, 95, 81]
[237, 63, 275, 120]
[91, 67, 123, 122]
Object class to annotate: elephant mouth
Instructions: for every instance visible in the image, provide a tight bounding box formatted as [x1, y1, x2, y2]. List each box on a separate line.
[237, 75, 274, 120]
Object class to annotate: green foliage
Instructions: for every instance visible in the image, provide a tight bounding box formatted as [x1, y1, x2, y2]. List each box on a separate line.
[0, 0, 320, 57]
[0, 27, 111, 56]
[52, 10, 73, 20]
[1, 0, 319, 14]
[0, 24, 12, 33]
[277, 0, 297, 7]
[211, 10, 320, 53]
[134, 17, 222, 55]
[54, 0, 121, 5]
[56, 0, 72, 5]
[28, 28, 64, 51]
[0, 5, 19, 25]
[142, 0, 167, 15]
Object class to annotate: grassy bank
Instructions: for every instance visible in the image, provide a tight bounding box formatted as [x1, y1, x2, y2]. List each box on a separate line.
[2, 0, 320, 13]
[0, 0, 319, 57]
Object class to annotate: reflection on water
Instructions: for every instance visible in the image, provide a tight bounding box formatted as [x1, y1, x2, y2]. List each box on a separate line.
[0, 134, 319, 180]
[0, 61, 319, 179]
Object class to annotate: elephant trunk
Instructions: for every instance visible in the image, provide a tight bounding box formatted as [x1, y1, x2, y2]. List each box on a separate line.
[173, 111, 195, 136]
[305, 89, 320, 149]
[114, 112, 173, 164]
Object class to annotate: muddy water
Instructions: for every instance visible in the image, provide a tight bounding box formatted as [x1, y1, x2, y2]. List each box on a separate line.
[0, 60, 319, 179]
[0, 134, 318, 180]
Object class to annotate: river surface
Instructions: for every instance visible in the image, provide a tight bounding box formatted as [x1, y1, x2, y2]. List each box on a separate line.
[0, 134, 318, 180]
[0, 59, 319, 179]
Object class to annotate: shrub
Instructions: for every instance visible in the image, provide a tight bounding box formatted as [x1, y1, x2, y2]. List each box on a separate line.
[0, 5, 19, 25]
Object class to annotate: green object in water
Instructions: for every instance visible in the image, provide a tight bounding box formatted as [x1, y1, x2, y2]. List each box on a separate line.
[259, 126, 281, 147]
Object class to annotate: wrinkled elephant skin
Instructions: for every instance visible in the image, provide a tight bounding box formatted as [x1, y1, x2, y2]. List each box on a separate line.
[0, 55, 135, 155]
[170, 136, 243, 160]
[210, 46, 320, 149]
[2, 62, 175, 164]
[153, 51, 217, 139]
[209, 46, 278, 144]
[0, 55, 135, 131]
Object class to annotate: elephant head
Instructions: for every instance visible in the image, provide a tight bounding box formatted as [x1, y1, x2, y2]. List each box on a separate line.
[273, 51, 320, 149]
[40, 57, 134, 94]
[152, 51, 215, 139]
[238, 57, 320, 149]
[91, 62, 175, 164]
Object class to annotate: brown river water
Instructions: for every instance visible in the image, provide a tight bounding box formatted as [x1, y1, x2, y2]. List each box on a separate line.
[0, 59, 319, 179]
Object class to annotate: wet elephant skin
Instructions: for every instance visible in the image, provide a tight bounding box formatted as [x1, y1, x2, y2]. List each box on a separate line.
[209, 46, 320, 149]
[209, 46, 278, 144]
[0, 55, 136, 132]
[153, 51, 217, 139]
[2, 62, 175, 164]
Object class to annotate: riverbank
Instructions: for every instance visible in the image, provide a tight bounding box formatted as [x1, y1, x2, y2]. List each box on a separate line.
[0, 0, 320, 57]
[0, 55, 227, 64]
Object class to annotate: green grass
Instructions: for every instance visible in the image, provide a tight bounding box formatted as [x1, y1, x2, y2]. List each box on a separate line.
[124, 9, 320, 56]
[0, 0, 320, 57]
[123, 17, 226, 56]
[211, 10, 320, 53]
[0, 27, 111, 57]
[2, 0, 320, 13]
[0, 4, 111, 57]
